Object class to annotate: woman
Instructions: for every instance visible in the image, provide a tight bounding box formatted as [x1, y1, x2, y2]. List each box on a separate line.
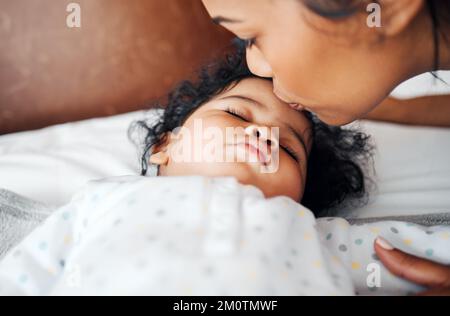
[201, 0, 450, 295]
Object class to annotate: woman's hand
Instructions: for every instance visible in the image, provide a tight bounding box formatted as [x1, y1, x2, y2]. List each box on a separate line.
[375, 237, 450, 295]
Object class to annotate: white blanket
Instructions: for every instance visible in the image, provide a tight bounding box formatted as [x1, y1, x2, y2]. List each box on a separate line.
[0, 176, 449, 296]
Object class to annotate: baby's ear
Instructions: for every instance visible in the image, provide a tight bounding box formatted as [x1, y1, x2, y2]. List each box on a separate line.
[149, 132, 174, 166]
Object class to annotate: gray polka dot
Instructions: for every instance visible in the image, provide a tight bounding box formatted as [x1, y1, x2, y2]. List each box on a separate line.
[300, 279, 310, 287]
[285, 261, 293, 270]
[390, 227, 399, 234]
[18, 274, 28, 284]
[426, 231, 434, 235]
[425, 249, 434, 257]
[326, 233, 333, 240]
[83, 265, 95, 277]
[254, 226, 264, 233]
[113, 218, 123, 226]
[259, 254, 269, 263]
[339, 244, 348, 252]
[166, 241, 176, 251]
[135, 259, 148, 269]
[291, 248, 298, 256]
[147, 235, 158, 242]
[95, 277, 108, 288]
[156, 209, 165, 217]
[372, 253, 380, 261]
[203, 266, 215, 276]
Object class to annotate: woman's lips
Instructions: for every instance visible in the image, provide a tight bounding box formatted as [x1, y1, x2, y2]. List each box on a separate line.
[289, 103, 305, 111]
[273, 89, 306, 111]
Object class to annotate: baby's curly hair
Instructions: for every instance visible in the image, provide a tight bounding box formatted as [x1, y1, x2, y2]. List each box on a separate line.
[130, 46, 374, 216]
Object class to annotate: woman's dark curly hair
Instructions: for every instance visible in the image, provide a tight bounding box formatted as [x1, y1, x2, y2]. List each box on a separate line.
[129, 46, 374, 216]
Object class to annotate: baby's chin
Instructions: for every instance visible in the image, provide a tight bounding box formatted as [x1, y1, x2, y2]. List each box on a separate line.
[164, 161, 262, 185]
[164, 162, 302, 201]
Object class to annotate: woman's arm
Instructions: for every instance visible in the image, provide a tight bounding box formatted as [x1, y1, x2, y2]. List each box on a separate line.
[363, 95, 450, 127]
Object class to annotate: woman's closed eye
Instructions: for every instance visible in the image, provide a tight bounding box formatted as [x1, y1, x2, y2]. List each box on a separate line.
[234, 37, 256, 49]
[224, 108, 300, 163]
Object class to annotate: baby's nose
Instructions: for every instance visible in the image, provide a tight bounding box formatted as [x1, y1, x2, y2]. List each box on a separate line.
[244, 125, 278, 149]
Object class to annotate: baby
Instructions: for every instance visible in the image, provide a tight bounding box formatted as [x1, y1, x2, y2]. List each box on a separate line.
[132, 49, 373, 216]
[0, 50, 448, 296]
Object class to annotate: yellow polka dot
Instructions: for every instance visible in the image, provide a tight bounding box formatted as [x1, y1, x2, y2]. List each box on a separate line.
[440, 232, 449, 240]
[313, 260, 322, 268]
[280, 271, 289, 279]
[182, 287, 193, 295]
[369, 227, 380, 234]
[298, 209, 306, 217]
[63, 235, 72, 245]
[195, 227, 204, 235]
[248, 270, 257, 280]
[403, 239, 412, 246]
[303, 232, 312, 240]
[331, 256, 341, 265]
[47, 267, 57, 275]
[351, 262, 361, 270]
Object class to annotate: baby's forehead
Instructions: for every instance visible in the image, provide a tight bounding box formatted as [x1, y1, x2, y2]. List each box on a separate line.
[221, 77, 279, 102]
[215, 77, 314, 149]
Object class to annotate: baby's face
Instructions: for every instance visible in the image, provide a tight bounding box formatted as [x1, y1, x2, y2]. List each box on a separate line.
[157, 78, 313, 201]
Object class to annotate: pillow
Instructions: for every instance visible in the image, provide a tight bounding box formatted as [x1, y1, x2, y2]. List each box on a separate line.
[390, 71, 450, 99]
[343, 120, 450, 218]
[0, 111, 150, 206]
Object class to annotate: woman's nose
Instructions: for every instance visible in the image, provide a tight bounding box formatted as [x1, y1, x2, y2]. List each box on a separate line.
[244, 125, 278, 148]
[246, 47, 273, 78]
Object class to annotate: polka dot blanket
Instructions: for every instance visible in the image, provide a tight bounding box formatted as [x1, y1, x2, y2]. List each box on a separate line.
[0, 176, 448, 295]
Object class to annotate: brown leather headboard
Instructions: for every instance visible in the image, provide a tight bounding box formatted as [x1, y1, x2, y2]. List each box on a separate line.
[0, 0, 233, 134]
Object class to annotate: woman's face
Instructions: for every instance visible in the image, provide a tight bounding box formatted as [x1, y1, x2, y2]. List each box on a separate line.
[202, 0, 413, 125]
[158, 78, 313, 202]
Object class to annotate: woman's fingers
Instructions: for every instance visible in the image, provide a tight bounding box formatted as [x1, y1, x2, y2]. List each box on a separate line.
[374, 237, 450, 288]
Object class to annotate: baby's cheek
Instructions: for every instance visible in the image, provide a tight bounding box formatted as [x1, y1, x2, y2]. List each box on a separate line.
[277, 159, 304, 199]
[253, 168, 301, 202]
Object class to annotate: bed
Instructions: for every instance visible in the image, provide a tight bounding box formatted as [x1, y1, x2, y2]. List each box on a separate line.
[0, 72, 449, 219]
